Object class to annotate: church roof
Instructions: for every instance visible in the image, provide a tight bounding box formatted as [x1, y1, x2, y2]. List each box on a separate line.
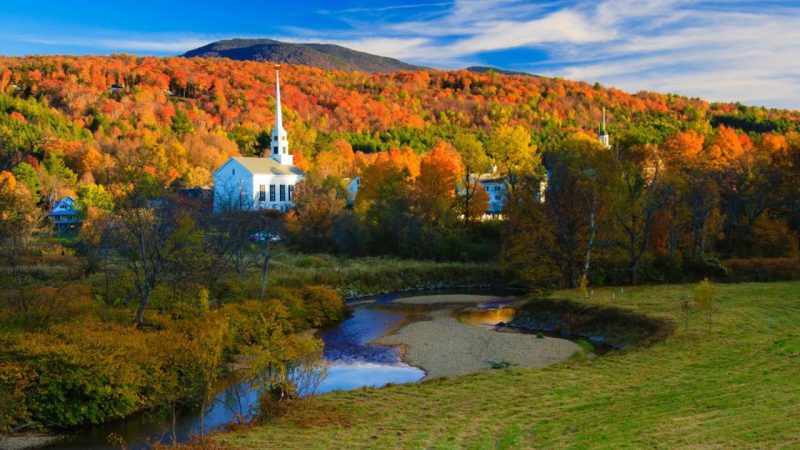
[228, 156, 303, 176]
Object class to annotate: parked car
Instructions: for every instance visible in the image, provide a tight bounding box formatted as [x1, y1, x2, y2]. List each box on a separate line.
[248, 231, 283, 242]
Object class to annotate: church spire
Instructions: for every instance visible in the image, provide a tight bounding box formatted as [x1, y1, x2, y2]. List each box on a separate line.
[270, 66, 293, 165]
[274, 68, 284, 135]
[599, 107, 610, 149]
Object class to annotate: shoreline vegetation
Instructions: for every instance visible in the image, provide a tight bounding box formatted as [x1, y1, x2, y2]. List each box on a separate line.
[0, 253, 506, 443]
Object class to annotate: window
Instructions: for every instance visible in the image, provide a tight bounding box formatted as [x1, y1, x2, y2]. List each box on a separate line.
[232, 168, 235, 175]
[259, 184, 266, 202]
[269, 184, 276, 202]
[279, 184, 286, 202]
[273, 145, 278, 155]
[288, 185, 294, 201]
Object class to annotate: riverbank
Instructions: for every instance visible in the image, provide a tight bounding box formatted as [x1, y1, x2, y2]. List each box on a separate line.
[375, 304, 579, 378]
[0, 432, 60, 450]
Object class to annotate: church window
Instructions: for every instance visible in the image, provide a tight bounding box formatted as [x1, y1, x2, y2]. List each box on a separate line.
[279, 184, 286, 202]
[269, 185, 276, 202]
[259, 184, 266, 201]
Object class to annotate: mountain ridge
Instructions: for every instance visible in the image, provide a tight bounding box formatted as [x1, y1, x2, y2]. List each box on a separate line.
[183, 38, 428, 73]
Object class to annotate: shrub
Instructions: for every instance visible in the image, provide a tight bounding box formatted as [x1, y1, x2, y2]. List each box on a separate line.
[723, 258, 800, 282]
[0, 360, 32, 433]
[640, 254, 685, 283]
[683, 256, 728, 280]
[694, 278, 716, 330]
[1, 321, 197, 427]
[0, 284, 94, 330]
[301, 286, 347, 327]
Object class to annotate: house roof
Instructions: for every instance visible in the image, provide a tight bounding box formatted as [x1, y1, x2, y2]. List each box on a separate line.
[50, 196, 78, 216]
[476, 174, 507, 183]
[219, 157, 303, 176]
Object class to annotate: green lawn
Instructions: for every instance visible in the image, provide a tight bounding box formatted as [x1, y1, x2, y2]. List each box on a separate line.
[218, 281, 800, 449]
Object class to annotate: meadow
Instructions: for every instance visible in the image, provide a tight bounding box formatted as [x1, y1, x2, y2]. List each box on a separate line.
[218, 281, 800, 449]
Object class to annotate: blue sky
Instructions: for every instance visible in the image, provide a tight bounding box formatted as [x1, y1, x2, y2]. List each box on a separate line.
[2, 0, 799, 109]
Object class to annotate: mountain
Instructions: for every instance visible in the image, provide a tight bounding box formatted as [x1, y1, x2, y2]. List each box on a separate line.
[465, 66, 538, 77]
[183, 38, 427, 73]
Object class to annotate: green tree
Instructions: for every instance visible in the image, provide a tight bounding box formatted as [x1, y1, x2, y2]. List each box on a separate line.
[76, 183, 114, 216]
[171, 109, 194, 139]
[11, 162, 40, 197]
[42, 151, 77, 184]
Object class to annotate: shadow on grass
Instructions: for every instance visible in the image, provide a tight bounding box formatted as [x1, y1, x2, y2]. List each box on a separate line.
[509, 298, 676, 351]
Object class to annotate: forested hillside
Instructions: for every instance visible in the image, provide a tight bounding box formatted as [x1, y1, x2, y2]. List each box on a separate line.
[0, 54, 797, 192]
[1, 54, 799, 269]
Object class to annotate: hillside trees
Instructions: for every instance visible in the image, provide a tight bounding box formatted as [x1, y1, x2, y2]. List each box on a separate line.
[503, 135, 613, 287]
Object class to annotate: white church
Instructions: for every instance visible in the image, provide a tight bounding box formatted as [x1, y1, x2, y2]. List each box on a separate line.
[213, 69, 303, 213]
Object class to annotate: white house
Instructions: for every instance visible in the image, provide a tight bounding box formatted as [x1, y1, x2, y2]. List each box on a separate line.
[49, 196, 81, 230]
[346, 176, 360, 206]
[476, 173, 508, 219]
[213, 69, 303, 213]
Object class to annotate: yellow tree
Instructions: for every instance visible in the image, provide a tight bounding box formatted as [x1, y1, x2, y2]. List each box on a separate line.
[453, 132, 491, 227]
[487, 125, 540, 194]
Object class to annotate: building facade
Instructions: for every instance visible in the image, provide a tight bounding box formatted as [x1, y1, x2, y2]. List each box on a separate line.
[213, 69, 303, 213]
[49, 196, 81, 230]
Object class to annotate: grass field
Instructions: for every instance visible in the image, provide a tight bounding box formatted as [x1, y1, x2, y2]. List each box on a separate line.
[217, 281, 800, 449]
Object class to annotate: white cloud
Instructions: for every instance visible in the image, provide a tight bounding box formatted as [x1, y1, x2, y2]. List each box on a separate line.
[299, 0, 800, 108]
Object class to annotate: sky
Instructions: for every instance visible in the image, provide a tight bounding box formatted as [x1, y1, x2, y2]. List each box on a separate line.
[1, 0, 799, 109]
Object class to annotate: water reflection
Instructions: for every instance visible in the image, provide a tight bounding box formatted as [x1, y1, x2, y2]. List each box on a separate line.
[457, 307, 516, 326]
[319, 362, 424, 393]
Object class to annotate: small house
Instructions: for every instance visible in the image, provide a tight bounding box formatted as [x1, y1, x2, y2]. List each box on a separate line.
[49, 196, 81, 231]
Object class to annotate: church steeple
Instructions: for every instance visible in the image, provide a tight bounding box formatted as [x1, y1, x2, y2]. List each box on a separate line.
[270, 67, 293, 166]
[599, 107, 610, 149]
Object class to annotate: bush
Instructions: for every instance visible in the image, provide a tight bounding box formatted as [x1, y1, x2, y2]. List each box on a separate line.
[640, 254, 685, 283]
[0, 285, 95, 330]
[0, 360, 32, 432]
[301, 286, 346, 327]
[0, 321, 197, 427]
[723, 258, 800, 282]
[683, 256, 728, 280]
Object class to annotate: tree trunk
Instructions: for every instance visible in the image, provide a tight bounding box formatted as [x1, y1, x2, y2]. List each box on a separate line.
[581, 188, 598, 287]
[199, 401, 206, 443]
[259, 242, 271, 301]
